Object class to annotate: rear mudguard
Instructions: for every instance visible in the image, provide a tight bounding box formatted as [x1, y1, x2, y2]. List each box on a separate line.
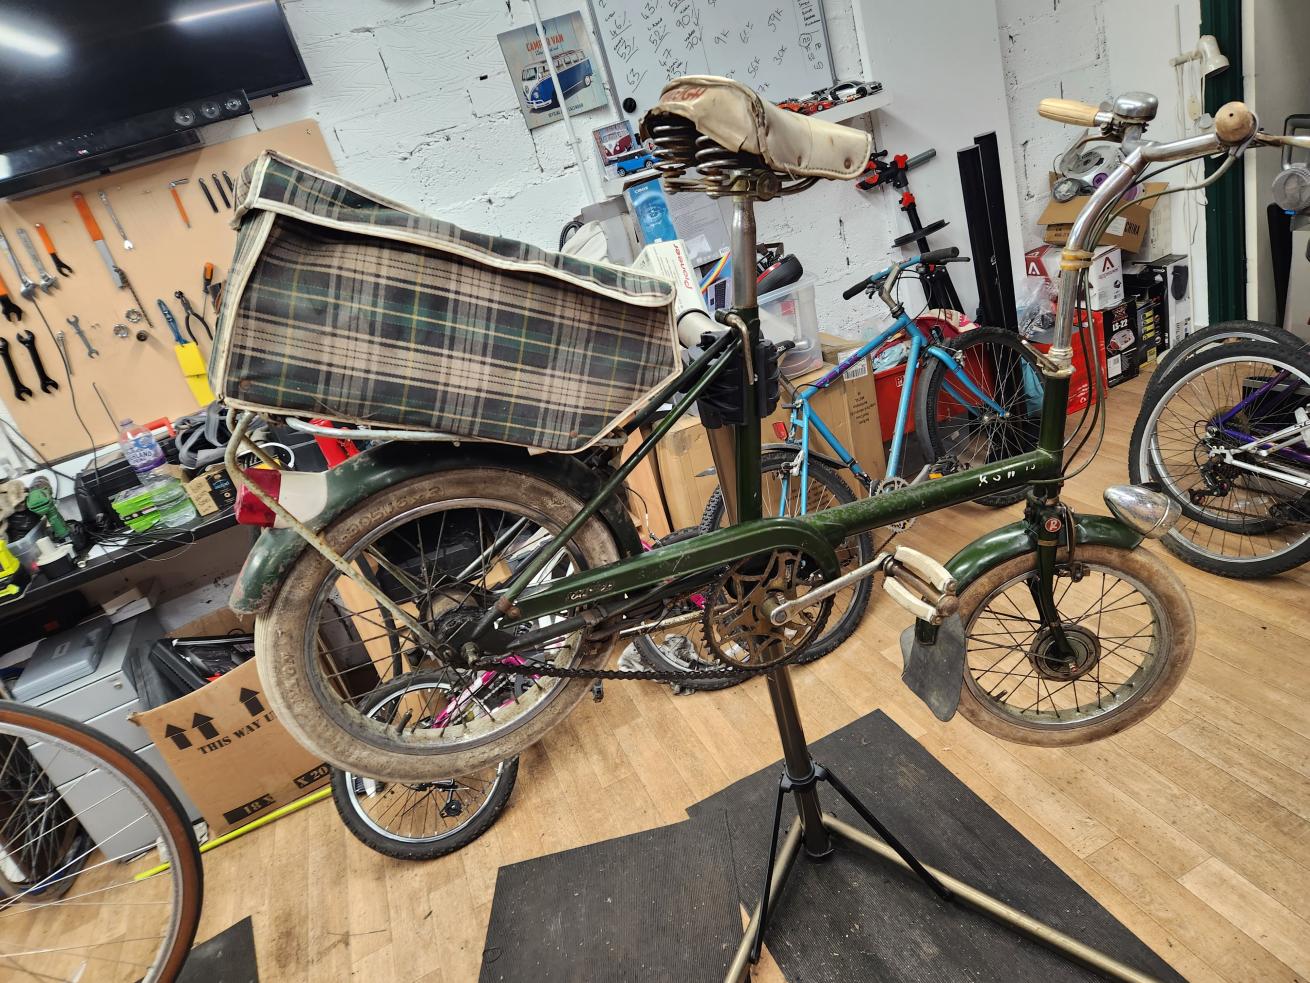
[899, 513, 1144, 721]
[229, 441, 644, 615]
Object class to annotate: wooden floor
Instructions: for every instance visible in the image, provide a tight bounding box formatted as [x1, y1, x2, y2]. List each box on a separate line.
[191, 374, 1310, 983]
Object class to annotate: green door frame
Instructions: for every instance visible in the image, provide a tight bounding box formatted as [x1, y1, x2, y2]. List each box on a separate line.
[1201, 0, 1246, 321]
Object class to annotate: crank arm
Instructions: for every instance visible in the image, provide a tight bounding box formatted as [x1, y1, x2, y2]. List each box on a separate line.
[769, 546, 958, 626]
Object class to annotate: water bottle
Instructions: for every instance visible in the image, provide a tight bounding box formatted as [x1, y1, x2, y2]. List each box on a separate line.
[118, 419, 166, 478]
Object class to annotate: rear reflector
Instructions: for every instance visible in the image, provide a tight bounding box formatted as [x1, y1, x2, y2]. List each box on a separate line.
[772, 422, 789, 441]
[234, 468, 330, 528]
[234, 468, 281, 527]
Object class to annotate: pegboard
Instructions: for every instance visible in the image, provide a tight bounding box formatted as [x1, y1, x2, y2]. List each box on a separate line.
[0, 121, 334, 460]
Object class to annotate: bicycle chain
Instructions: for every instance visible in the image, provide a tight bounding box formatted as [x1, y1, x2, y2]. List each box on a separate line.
[468, 651, 796, 684]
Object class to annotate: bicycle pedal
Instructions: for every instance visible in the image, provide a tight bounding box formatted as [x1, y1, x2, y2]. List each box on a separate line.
[883, 547, 958, 624]
[891, 546, 956, 594]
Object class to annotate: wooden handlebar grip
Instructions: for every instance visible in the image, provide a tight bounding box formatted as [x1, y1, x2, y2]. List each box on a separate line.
[1037, 98, 1102, 126]
[34, 223, 56, 254]
[71, 192, 105, 242]
[1214, 101, 1256, 144]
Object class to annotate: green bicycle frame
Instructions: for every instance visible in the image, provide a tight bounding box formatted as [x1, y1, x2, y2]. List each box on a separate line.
[483, 193, 1074, 644]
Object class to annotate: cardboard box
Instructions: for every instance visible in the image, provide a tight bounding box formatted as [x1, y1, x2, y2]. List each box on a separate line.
[621, 429, 672, 540]
[1128, 189, 1173, 262]
[1037, 179, 1167, 253]
[1074, 302, 1138, 388]
[651, 360, 884, 529]
[131, 611, 329, 835]
[1025, 243, 1124, 310]
[1128, 254, 1191, 348]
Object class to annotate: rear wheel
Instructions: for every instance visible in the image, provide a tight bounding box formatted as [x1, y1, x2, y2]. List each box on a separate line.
[1129, 341, 1310, 577]
[914, 327, 1045, 508]
[257, 467, 622, 782]
[954, 545, 1193, 746]
[699, 452, 873, 663]
[1145, 320, 1301, 400]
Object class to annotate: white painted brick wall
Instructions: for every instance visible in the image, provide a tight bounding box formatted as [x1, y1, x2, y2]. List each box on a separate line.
[211, 0, 909, 337]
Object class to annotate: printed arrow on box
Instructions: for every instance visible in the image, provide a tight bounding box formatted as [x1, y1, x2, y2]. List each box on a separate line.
[164, 724, 192, 750]
[238, 687, 264, 716]
[192, 713, 219, 740]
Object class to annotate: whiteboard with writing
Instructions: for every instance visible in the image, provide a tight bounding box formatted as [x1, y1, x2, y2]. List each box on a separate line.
[589, 0, 835, 120]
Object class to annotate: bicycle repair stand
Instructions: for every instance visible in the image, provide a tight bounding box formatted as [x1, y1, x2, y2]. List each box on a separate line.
[857, 148, 964, 313]
[722, 661, 1162, 983]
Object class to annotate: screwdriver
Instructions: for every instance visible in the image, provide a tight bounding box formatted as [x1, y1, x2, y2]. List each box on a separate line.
[202, 262, 214, 324]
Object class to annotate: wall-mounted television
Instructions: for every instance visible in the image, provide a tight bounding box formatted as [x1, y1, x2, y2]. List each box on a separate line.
[0, 1, 310, 198]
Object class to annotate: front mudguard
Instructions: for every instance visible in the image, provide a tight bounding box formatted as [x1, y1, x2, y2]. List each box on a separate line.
[229, 441, 643, 615]
[899, 513, 1144, 721]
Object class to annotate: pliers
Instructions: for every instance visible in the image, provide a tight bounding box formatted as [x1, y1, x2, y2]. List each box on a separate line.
[173, 290, 212, 342]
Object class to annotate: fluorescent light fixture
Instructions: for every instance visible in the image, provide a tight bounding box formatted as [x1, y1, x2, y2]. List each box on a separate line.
[0, 24, 61, 58]
[172, 1, 270, 26]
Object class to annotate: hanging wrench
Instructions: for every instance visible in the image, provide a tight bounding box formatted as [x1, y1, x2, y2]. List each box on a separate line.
[16, 331, 58, 394]
[15, 229, 57, 293]
[98, 190, 133, 251]
[0, 230, 37, 300]
[67, 315, 99, 358]
[0, 337, 33, 401]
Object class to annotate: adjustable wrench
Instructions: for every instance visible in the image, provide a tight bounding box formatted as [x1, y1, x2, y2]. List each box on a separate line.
[67, 315, 99, 358]
[0, 230, 37, 300]
[16, 330, 58, 393]
[15, 229, 57, 293]
[0, 337, 33, 401]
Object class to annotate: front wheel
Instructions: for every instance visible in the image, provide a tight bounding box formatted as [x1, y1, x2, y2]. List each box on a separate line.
[955, 545, 1193, 746]
[257, 466, 622, 782]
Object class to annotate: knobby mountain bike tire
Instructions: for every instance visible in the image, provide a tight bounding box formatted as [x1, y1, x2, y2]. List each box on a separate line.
[914, 326, 1045, 508]
[0, 701, 203, 983]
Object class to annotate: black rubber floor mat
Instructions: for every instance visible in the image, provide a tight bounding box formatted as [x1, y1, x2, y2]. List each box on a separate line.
[689, 710, 1184, 982]
[480, 811, 741, 983]
[179, 916, 258, 982]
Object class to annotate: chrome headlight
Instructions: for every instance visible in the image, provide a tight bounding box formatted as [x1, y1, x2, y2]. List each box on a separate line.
[1103, 484, 1182, 539]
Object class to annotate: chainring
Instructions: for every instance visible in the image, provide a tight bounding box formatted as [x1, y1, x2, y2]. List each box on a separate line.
[875, 475, 915, 532]
[700, 550, 831, 668]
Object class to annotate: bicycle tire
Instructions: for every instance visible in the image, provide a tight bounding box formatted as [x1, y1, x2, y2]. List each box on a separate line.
[1129, 340, 1310, 578]
[1145, 320, 1302, 401]
[0, 701, 204, 983]
[914, 326, 1045, 508]
[699, 452, 874, 662]
[331, 675, 519, 860]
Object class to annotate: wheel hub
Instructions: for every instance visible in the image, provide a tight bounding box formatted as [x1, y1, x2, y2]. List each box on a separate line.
[1028, 624, 1100, 680]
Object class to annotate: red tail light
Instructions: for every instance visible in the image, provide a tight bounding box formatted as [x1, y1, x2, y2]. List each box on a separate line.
[234, 468, 281, 527]
[234, 468, 330, 528]
[772, 422, 789, 441]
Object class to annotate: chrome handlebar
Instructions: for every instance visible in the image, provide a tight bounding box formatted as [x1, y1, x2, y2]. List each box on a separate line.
[1042, 97, 1310, 368]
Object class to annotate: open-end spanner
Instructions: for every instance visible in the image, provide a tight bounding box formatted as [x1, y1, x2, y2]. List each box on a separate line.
[0, 230, 37, 300]
[15, 229, 57, 293]
[16, 330, 58, 393]
[0, 272, 21, 322]
[0, 337, 33, 401]
[67, 315, 99, 358]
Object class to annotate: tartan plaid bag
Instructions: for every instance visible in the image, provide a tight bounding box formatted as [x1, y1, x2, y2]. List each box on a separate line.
[210, 152, 679, 454]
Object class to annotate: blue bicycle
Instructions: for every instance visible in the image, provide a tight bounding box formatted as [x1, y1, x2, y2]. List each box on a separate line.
[691, 249, 1047, 661]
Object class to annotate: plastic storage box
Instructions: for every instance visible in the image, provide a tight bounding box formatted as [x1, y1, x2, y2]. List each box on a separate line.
[758, 278, 822, 377]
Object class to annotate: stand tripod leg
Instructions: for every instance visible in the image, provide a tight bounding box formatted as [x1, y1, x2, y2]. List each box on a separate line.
[725, 821, 803, 983]
[820, 765, 951, 901]
[749, 774, 790, 962]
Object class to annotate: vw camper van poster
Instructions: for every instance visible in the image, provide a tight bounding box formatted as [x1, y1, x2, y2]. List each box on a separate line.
[499, 12, 607, 130]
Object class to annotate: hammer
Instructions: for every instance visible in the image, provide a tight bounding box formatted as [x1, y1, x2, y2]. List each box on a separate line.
[169, 179, 191, 229]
